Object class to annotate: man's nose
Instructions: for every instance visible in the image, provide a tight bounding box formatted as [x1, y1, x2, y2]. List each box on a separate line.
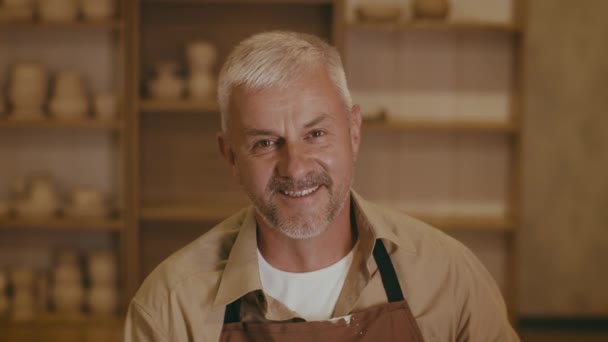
[276, 143, 311, 180]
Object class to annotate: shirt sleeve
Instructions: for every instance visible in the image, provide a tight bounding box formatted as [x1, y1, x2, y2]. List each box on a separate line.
[124, 300, 170, 342]
[455, 244, 520, 342]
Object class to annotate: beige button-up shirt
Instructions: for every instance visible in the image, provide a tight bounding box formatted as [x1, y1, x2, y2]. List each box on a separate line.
[124, 192, 519, 341]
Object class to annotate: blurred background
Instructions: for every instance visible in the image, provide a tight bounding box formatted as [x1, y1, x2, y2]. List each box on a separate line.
[0, 0, 606, 341]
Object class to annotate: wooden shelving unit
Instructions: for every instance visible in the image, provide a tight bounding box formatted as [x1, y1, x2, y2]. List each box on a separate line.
[0, 0, 527, 338]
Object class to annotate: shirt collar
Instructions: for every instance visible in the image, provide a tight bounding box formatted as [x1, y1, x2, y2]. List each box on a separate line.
[213, 190, 417, 308]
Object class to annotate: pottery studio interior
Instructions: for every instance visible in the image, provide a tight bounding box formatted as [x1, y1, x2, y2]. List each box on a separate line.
[0, 0, 607, 341]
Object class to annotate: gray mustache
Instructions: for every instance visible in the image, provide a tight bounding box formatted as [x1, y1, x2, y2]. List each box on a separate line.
[268, 172, 332, 193]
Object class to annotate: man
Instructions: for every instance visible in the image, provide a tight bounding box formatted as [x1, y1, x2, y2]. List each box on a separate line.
[125, 31, 519, 341]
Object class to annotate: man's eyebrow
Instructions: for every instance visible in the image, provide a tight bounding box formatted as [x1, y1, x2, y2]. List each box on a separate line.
[244, 128, 277, 137]
[304, 113, 331, 129]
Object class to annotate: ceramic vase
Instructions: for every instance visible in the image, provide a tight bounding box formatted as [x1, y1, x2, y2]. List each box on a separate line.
[9, 62, 48, 120]
[50, 71, 89, 120]
[186, 41, 218, 73]
[87, 286, 116, 315]
[188, 72, 215, 100]
[11, 268, 35, 321]
[65, 187, 106, 219]
[412, 0, 449, 19]
[149, 62, 185, 100]
[88, 250, 116, 287]
[52, 284, 83, 315]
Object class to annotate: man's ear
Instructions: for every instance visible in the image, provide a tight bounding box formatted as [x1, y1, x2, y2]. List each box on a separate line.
[349, 104, 362, 159]
[217, 131, 237, 174]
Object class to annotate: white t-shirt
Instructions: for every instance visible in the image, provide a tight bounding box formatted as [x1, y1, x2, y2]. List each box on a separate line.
[257, 247, 355, 321]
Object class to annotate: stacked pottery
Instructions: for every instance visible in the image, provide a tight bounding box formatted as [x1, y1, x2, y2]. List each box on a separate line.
[1, 0, 34, 21]
[186, 41, 218, 101]
[81, 0, 115, 21]
[49, 71, 89, 120]
[0, 270, 9, 317]
[38, 0, 78, 23]
[149, 62, 184, 100]
[14, 175, 60, 219]
[11, 268, 35, 321]
[51, 250, 84, 316]
[87, 251, 117, 316]
[65, 187, 107, 219]
[8, 62, 48, 120]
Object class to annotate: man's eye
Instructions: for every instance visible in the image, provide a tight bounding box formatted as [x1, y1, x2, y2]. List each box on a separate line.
[310, 130, 325, 138]
[254, 140, 275, 148]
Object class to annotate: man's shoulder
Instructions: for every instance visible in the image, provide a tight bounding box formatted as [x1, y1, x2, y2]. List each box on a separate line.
[131, 207, 250, 312]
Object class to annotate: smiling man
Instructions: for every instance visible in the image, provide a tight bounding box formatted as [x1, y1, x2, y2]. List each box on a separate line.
[125, 31, 519, 342]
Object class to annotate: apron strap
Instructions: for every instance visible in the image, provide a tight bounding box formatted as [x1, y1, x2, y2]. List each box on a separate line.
[373, 239, 405, 302]
[224, 298, 241, 324]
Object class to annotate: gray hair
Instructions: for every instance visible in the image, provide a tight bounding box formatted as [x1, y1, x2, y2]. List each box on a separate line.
[217, 31, 352, 132]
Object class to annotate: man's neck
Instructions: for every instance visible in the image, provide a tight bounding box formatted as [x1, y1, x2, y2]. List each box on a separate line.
[256, 199, 357, 273]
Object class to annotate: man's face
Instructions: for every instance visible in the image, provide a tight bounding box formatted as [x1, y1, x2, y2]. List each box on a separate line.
[220, 66, 361, 239]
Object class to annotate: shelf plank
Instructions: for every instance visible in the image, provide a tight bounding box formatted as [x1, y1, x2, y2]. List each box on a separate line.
[140, 203, 512, 231]
[0, 218, 123, 231]
[410, 213, 514, 231]
[139, 99, 220, 113]
[363, 118, 519, 133]
[140, 202, 246, 222]
[347, 20, 521, 33]
[0, 20, 123, 30]
[0, 118, 124, 130]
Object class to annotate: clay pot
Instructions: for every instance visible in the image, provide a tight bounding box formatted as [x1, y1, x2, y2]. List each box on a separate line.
[49, 97, 89, 120]
[81, 0, 115, 21]
[15, 176, 60, 218]
[9, 62, 48, 119]
[188, 72, 215, 100]
[149, 62, 185, 100]
[53, 264, 81, 285]
[412, 0, 449, 19]
[39, 0, 79, 23]
[12, 292, 35, 321]
[54, 71, 86, 99]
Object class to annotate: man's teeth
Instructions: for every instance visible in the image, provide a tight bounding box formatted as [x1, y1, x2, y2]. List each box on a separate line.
[281, 185, 319, 197]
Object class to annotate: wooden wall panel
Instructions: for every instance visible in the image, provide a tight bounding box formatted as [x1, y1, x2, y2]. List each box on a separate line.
[520, 0, 608, 316]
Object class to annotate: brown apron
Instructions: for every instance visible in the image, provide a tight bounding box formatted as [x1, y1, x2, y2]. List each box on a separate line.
[219, 240, 425, 341]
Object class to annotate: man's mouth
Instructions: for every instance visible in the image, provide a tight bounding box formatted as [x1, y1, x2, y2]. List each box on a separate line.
[280, 185, 320, 198]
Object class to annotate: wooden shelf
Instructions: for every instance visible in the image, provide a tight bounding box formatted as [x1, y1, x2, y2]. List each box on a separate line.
[0, 20, 123, 30]
[139, 99, 220, 113]
[0, 217, 124, 231]
[140, 202, 246, 222]
[0, 118, 124, 130]
[362, 118, 519, 133]
[347, 20, 521, 33]
[410, 213, 514, 231]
